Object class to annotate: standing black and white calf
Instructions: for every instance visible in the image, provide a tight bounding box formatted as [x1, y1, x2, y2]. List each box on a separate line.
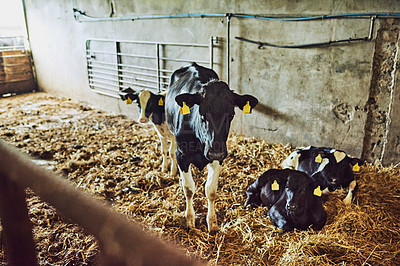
[165, 62, 258, 231]
[281, 146, 363, 205]
[119, 87, 177, 176]
[245, 169, 326, 231]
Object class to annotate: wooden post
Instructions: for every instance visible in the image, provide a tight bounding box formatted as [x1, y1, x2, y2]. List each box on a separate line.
[0, 174, 37, 266]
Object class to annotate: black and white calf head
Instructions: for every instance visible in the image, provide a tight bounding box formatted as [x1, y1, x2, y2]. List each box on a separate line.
[175, 80, 258, 161]
[119, 87, 166, 125]
[281, 146, 363, 191]
[283, 171, 318, 216]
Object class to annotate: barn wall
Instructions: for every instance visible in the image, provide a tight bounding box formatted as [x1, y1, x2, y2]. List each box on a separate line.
[23, 0, 400, 164]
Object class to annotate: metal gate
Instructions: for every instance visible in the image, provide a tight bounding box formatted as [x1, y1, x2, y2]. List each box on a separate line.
[85, 37, 218, 97]
[0, 36, 36, 96]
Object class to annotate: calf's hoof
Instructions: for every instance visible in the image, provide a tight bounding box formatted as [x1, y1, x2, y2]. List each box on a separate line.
[186, 214, 195, 229]
[170, 169, 178, 177]
[207, 218, 219, 232]
[343, 197, 352, 206]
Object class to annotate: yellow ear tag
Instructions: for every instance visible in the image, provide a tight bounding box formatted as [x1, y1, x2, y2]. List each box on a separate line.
[352, 163, 360, 172]
[126, 97, 132, 105]
[313, 186, 322, 197]
[243, 101, 251, 114]
[180, 102, 190, 115]
[271, 180, 279, 191]
[158, 97, 164, 106]
[315, 154, 322, 163]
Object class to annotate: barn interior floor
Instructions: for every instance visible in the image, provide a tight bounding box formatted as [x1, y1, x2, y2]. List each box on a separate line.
[0, 92, 399, 265]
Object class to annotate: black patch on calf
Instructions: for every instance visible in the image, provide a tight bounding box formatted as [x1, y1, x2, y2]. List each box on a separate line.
[143, 93, 166, 125]
[245, 169, 290, 208]
[295, 147, 364, 192]
[119, 87, 139, 102]
[246, 169, 326, 231]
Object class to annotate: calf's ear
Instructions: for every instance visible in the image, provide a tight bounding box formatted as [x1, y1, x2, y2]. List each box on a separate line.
[119, 87, 139, 102]
[349, 158, 364, 166]
[175, 92, 203, 108]
[234, 94, 259, 111]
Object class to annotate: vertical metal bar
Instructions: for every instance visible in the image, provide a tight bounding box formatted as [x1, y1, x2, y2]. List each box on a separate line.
[156, 43, 161, 92]
[209, 36, 215, 70]
[116, 41, 123, 90]
[367, 16, 376, 41]
[226, 14, 232, 85]
[0, 175, 38, 266]
[86, 40, 93, 89]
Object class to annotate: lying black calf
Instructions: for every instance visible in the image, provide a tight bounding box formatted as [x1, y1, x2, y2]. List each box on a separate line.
[245, 169, 326, 232]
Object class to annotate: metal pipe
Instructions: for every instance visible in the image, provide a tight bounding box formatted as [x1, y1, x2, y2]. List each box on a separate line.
[156, 43, 161, 92]
[0, 140, 202, 265]
[87, 61, 199, 75]
[90, 79, 159, 91]
[87, 38, 209, 48]
[87, 68, 118, 76]
[88, 70, 169, 87]
[368, 16, 376, 40]
[226, 14, 232, 85]
[75, 10, 225, 23]
[0, 46, 26, 51]
[116, 41, 123, 89]
[159, 56, 209, 64]
[89, 79, 118, 87]
[88, 50, 156, 59]
[87, 60, 157, 72]
[210, 36, 217, 69]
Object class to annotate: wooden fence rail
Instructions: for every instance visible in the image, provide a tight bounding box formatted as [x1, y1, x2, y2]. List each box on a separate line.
[0, 139, 201, 265]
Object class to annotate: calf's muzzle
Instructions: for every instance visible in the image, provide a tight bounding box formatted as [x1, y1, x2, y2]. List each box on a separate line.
[206, 151, 227, 161]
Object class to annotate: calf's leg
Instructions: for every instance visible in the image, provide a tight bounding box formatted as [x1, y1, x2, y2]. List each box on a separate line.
[154, 124, 169, 173]
[205, 161, 221, 232]
[159, 136, 169, 173]
[169, 138, 178, 176]
[343, 180, 357, 205]
[179, 167, 196, 228]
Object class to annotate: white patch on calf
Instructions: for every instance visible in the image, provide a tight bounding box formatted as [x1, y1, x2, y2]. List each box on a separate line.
[333, 151, 346, 163]
[322, 187, 330, 195]
[316, 158, 329, 172]
[179, 167, 196, 228]
[138, 90, 151, 122]
[281, 151, 300, 170]
[205, 161, 221, 231]
[154, 122, 177, 176]
[343, 180, 357, 205]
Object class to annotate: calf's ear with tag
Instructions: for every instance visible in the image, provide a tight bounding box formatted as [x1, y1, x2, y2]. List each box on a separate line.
[234, 94, 258, 113]
[118, 87, 139, 103]
[349, 158, 364, 172]
[175, 92, 203, 108]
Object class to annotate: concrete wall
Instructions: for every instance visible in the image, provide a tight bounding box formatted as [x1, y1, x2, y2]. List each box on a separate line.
[23, 0, 400, 164]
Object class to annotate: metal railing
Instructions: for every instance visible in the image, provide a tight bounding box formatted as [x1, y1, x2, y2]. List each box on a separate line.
[0, 36, 26, 52]
[85, 37, 218, 97]
[0, 139, 202, 265]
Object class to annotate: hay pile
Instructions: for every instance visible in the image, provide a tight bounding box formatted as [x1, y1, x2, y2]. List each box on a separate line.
[0, 92, 399, 265]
